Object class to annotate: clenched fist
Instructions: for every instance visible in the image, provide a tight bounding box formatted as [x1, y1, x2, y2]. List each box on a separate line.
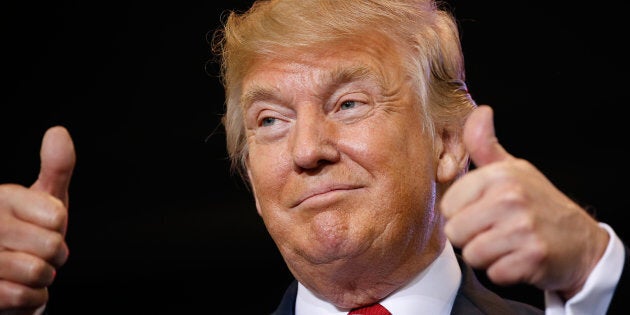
[0, 126, 75, 314]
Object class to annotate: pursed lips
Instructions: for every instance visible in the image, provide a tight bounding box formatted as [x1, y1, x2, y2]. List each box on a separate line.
[291, 184, 363, 208]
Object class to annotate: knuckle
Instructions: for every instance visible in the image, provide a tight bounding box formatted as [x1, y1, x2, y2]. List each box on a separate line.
[24, 258, 53, 287]
[487, 264, 513, 285]
[0, 284, 31, 308]
[443, 222, 455, 240]
[42, 234, 65, 261]
[525, 240, 548, 263]
[461, 245, 481, 268]
[52, 240, 69, 268]
[444, 221, 464, 248]
[512, 214, 535, 234]
[499, 185, 528, 207]
[44, 196, 68, 229]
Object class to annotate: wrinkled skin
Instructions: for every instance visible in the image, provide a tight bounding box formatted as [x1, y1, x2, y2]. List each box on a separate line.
[241, 37, 467, 309]
[442, 105, 609, 300]
[0, 36, 610, 315]
[0, 126, 75, 314]
[241, 35, 609, 309]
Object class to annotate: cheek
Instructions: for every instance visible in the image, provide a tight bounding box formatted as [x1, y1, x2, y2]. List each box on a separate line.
[343, 116, 438, 218]
[247, 143, 291, 205]
[343, 118, 434, 177]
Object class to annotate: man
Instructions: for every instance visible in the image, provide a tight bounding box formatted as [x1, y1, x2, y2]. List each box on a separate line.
[213, 0, 626, 314]
[0, 0, 626, 314]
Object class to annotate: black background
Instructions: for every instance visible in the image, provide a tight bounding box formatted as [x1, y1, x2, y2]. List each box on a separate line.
[2, 1, 628, 314]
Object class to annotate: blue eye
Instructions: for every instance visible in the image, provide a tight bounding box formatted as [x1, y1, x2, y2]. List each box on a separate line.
[261, 117, 276, 126]
[340, 100, 356, 110]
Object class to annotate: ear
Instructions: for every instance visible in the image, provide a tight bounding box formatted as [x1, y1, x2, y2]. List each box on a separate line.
[245, 164, 264, 217]
[436, 126, 469, 184]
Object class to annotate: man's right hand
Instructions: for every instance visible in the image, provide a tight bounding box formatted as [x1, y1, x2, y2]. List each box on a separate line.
[0, 126, 75, 314]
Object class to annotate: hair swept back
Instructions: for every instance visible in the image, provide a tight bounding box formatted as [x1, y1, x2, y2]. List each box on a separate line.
[212, 0, 476, 182]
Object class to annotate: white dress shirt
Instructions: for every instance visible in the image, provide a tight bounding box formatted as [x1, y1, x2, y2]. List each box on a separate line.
[545, 223, 625, 315]
[295, 241, 462, 315]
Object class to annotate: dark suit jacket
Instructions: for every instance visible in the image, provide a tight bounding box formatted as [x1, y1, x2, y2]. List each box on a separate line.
[271, 247, 630, 315]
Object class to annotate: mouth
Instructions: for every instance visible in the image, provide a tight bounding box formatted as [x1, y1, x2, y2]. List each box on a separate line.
[292, 184, 362, 208]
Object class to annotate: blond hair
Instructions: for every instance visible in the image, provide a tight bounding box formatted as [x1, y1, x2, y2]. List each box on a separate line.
[212, 0, 476, 179]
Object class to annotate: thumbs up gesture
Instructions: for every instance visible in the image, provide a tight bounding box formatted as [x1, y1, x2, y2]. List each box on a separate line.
[441, 105, 609, 299]
[0, 126, 75, 314]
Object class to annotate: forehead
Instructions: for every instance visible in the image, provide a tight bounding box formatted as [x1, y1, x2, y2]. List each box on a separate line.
[240, 49, 404, 110]
[240, 35, 404, 95]
[245, 57, 377, 89]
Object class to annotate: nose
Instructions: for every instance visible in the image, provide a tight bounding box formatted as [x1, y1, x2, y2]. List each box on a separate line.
[290, 112, 340, 171]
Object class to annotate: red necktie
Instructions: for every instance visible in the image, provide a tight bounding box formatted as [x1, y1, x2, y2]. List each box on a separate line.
[348, 303, 391, 315]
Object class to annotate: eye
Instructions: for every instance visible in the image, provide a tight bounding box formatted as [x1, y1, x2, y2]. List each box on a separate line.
[332, 95, 371, 123]
[260, 117, 277, 127]
[340, 100, 357, 110]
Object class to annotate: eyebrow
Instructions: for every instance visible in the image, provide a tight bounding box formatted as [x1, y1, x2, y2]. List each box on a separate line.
[241, 85, 278, 111]
[321, 65, 383, 102]
[326, 64, 376, 87]
[241, 64, 380, 110]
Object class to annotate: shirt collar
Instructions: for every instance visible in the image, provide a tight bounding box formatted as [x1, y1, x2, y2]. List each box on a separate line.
[295, 241, 462, 315]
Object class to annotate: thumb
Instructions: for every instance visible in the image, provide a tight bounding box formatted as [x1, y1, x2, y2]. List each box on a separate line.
[463, 105, 512, 167]
[30, 126, 76, 207]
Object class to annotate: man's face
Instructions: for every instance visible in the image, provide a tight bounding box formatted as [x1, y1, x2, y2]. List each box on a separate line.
[241, 38, 445, 283]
